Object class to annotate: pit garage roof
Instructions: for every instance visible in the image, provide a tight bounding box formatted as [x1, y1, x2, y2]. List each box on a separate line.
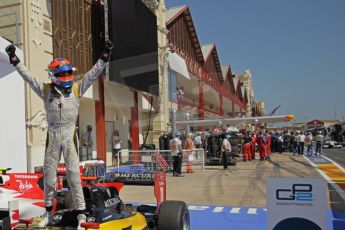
[166, 5, 204, 64]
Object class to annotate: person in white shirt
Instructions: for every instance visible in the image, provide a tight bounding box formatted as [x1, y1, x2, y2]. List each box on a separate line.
[315, 131, 324, 156]
[112, 129, 122, 166]
[299, 132, 305, 155]
[193, 133, 202, 159]
[305, 132, 313, 156]
[221, 133, 231, 169]
[170, 133, 183, 176]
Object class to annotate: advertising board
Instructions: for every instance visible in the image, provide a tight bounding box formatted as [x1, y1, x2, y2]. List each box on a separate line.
[267, 178, 327, 230]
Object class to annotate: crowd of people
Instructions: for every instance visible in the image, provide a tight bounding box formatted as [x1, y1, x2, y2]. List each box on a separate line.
[239, 129, 325, 161]
[155, 127, 330, 174]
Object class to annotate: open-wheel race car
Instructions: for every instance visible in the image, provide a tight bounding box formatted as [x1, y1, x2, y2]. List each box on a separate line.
[48, 178, 190, 230]
[1, 165, 190, 230]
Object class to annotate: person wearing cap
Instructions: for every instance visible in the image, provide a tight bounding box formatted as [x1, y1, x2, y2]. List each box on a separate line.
[5, 41, 113, 229]
[315, 131, 324, 156]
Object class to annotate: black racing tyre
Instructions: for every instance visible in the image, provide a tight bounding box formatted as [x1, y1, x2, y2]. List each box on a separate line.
[157, 200, 190, 230]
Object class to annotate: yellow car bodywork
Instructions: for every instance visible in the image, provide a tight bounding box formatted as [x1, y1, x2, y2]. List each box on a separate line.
[96, 212, 148, 230]
[23, 212, 148, 230]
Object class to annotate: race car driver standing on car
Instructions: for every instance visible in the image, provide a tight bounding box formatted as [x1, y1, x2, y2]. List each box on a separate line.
[5, 41, 113, 228]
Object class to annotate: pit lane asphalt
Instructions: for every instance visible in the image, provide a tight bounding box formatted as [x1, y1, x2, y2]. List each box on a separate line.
[120, 152, 321, 207]
[323, 148, 345, 169]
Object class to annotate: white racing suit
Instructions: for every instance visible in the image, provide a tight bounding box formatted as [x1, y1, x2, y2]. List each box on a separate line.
[15, 59, 106, 211]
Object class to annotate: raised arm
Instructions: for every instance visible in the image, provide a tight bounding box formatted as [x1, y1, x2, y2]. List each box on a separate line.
[77, 41, 113, 96]
[6, 45, 44, 98]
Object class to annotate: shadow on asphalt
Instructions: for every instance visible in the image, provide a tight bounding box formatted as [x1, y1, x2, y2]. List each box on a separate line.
[289, 156, 315, 168]
[204, 167, 236, 170]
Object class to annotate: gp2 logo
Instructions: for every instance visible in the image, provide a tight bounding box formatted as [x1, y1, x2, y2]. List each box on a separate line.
[276, 184, 313, 201]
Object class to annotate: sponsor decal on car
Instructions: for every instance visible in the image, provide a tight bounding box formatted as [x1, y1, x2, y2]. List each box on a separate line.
[14, 175, 38, 179]
[105, 172, 154, 185]
[17, 180, 34, 192]
[104, 197, 121, 208]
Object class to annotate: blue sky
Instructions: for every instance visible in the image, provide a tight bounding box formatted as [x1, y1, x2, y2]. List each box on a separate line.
[165, 0, 345, 123]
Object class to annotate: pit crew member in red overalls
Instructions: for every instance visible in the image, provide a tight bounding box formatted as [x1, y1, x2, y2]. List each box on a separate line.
[251, 132, 257, 160]
[242, 131, 252, 161]
[257, 131, 267, 161]
[266, 131, 272, 160]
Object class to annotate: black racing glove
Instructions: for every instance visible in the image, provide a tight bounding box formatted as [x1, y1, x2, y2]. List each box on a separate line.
[5, 44, 20, 66]
[100, 40, 114, 62]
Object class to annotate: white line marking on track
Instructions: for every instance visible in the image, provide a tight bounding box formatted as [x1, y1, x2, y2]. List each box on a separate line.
[188, 206, 209, 211]
[212, 207, 224, 213]
[247, 208, 258, 215]
[303, 155, 345, 201]
[230, 207, 241, 214]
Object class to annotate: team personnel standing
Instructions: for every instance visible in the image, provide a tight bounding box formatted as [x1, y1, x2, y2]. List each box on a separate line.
[221, 134, 231, 169]
[193, 132, 202, 159]
[251, 132, 257, 159]
[299, 132, 305, 155]
[242, 132, 252, 161]
[82, 125, 93, 148]
[81, 125, 93, 160]
[315, 131, 324, 156]
[257, 131, 267, 160]
[266, 131, 272, 160]
[296, 132, 302, 155]
[112, 129, 122, 166]
[184, 133, 194, 173]
[305, 132, 313, 156]
[5, 41, 113, 228]
[277, 133, 284, 153]
[292, 132, 298, 155]
[170, 133, 183, 176]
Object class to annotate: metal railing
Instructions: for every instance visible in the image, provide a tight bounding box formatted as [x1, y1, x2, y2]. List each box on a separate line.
[110, 148, 205, 173]
[79, 146, 93, 161]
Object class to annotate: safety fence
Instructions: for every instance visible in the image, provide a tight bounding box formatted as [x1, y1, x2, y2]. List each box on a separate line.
[111, 148, 205, 173]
